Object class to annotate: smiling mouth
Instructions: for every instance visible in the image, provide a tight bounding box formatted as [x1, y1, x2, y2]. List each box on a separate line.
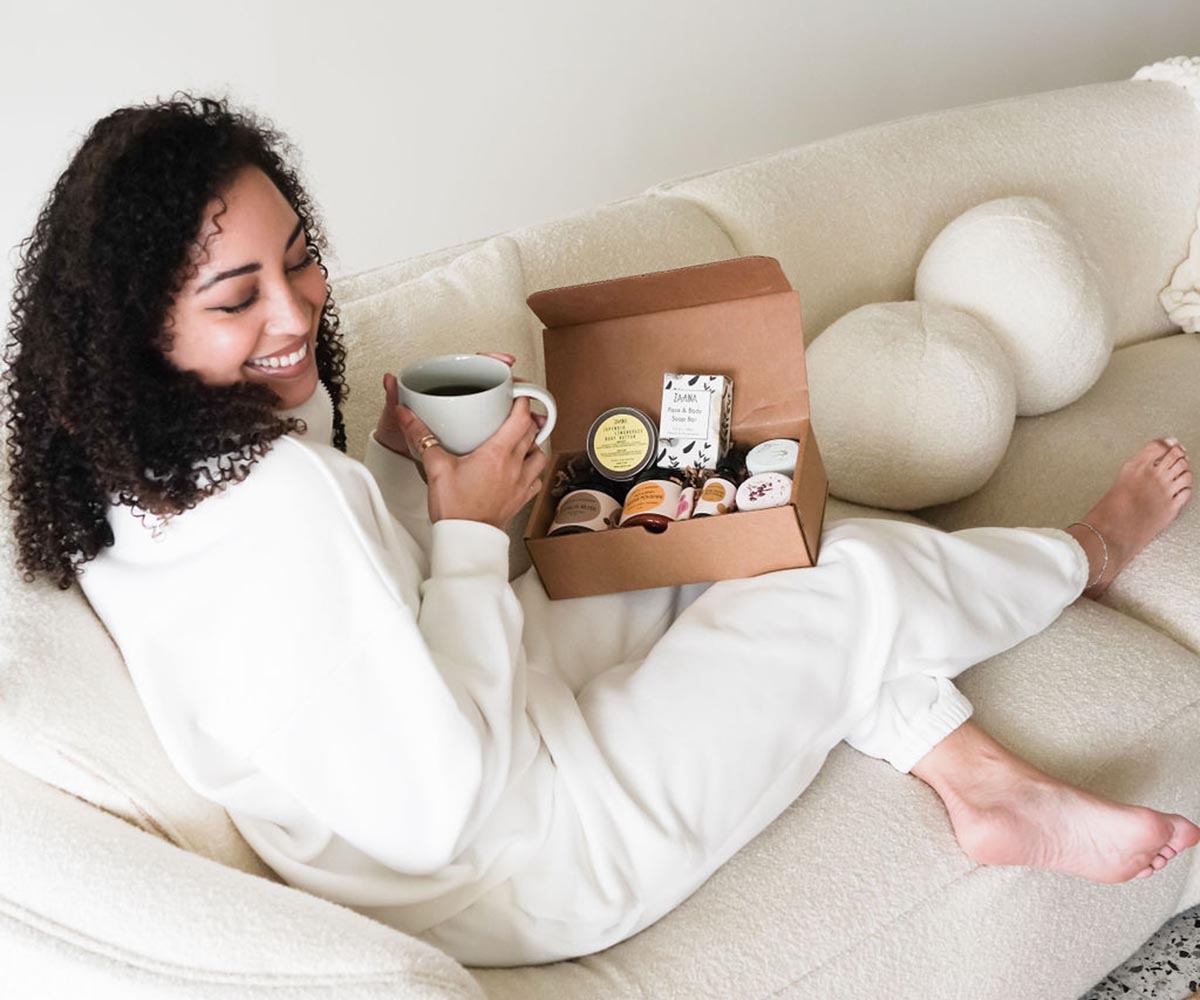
[244, 340, 311, 376]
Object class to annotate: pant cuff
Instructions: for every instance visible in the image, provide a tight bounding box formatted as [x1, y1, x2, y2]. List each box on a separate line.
[1028, 526, 1091, 595]
[885, 680, 975, 774]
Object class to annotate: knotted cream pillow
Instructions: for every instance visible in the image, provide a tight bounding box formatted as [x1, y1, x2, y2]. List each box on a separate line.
[807, 301, 1016, 510]
[914, 196, 1112, 417]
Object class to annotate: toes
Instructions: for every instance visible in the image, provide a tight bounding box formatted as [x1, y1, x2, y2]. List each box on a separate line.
[1168, 816, 1200, 853]
[1136, 439, 1171, 466]
[1134, 865, 1155, 879]
[1172, 470, 1194, 497]
[1151, 853, 1169, 870]
[1154, 444, 1187, 472]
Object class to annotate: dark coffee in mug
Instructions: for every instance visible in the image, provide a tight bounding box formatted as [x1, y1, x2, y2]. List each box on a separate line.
[423, 383, 489, 396]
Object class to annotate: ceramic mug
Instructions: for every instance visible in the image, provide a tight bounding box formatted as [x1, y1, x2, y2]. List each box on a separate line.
[397, 354, 557, 455]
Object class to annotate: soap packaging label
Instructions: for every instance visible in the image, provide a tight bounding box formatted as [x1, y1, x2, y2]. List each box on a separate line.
[657, 374, 733, 470]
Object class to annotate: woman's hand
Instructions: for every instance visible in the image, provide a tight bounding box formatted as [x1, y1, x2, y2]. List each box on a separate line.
[375, 371, 414, 458]
[374, 352, 544, 457]
[397, 398, 547, 530]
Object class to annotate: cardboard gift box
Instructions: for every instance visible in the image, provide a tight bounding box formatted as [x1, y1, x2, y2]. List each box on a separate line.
[524, 255, 827, 599]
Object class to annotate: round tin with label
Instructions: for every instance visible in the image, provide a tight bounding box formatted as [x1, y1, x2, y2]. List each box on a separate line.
[692, 476, 738, 517]
[547, 488, 623, 537]
[735, 472, 793, 511]
[620, 468, 684, 532]
[746, 438, 800, 477]
[586, 407, 658, 482]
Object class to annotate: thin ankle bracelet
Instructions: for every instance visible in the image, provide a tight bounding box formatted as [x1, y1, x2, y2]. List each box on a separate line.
[1068, 520, 1109, 589]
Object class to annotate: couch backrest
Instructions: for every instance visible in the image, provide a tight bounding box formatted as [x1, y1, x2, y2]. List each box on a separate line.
[656, 78, 1200, 349]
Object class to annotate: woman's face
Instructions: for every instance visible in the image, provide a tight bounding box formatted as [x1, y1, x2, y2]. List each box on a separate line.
[165, 166, 326, 410]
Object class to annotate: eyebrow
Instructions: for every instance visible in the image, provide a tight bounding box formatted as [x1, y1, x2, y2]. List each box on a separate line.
[195, 219, 305, 293]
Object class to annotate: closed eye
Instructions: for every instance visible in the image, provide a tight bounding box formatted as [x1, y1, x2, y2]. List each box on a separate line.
[208, 245, 312, 313]
[286, 251, 314, 274]
[211, 291, 259, 315]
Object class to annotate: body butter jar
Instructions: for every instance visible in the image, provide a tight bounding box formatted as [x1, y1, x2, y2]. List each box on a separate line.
[735, 472, 793, 511]
[547, 485, 623, 537]
[619, 467, 685, 532]
[586, 407, 658, 483]
[692, 475, 738, 517]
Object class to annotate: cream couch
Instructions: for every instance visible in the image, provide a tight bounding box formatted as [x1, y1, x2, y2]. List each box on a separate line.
[5, 61, 1200, 1000]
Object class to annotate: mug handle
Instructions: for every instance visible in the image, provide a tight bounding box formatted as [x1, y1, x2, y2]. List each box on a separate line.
[512, 384, 557, 447]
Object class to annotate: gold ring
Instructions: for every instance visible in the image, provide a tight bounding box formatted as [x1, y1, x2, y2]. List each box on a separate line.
[417, 434, 440, 455]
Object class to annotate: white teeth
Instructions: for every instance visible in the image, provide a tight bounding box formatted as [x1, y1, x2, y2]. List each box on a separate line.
[248, 342, 308, 369]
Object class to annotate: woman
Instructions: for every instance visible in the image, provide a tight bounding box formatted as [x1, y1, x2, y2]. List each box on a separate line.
[5, 96, 1198, 968]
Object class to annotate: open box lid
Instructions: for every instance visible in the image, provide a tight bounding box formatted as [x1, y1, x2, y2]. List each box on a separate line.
[526, 256, 811, 455]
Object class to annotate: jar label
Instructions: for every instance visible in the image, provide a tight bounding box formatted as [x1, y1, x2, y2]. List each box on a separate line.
[621, 480, 680, 519]
[700, 479, 730, 502]
[592, 415, 652, 473]
[556, 493, 602, 524]
[548, 490, 621, 536]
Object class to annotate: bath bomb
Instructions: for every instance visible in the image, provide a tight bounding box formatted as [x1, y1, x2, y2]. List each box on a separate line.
[807, 301, 1016, 511]
[914, 196, 1112, 416]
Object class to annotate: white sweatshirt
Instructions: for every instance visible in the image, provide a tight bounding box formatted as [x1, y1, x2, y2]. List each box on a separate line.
[79, 383, 567, 932]
[77, 382, 1090, 966]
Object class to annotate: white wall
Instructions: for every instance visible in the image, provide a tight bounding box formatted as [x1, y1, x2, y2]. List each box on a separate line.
[2, 0, 1199, 312]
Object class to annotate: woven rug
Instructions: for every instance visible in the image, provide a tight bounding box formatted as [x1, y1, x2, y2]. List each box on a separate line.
[1081, 905, 1200, 998]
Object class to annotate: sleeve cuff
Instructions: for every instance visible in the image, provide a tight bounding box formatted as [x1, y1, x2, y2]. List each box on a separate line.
[429, 519, 511, 581]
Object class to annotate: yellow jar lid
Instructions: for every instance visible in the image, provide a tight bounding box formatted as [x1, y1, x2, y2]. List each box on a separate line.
[586, 407, 658, 482]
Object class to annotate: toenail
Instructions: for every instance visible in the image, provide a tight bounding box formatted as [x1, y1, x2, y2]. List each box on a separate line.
[1167, 437, 1179, 446]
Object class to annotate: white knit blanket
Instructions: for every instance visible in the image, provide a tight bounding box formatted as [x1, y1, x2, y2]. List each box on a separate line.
[1135, 56, 1200, 332]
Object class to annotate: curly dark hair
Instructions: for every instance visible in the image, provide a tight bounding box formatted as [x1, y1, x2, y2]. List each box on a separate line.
[2, 94, 349, 590]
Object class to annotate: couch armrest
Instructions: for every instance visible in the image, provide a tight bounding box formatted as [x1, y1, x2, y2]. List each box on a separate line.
[0, 758, 482, 1000]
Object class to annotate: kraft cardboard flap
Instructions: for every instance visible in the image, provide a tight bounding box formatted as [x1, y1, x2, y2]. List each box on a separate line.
[527, 255, 793, 329]
[532, 257, 810, 455]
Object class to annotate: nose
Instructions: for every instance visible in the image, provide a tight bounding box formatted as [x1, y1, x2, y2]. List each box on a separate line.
[263, 276, 312, 339]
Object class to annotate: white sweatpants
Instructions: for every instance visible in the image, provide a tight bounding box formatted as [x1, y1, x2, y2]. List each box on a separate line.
[419, 518, 1090, 966]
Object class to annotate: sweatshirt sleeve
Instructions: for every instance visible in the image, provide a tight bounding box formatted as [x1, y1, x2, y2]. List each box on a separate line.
[221, 444, 537, 877]
[362, 429, 434, 556]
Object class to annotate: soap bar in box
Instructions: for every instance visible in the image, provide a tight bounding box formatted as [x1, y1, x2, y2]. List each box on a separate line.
[656, 373, 734, 470]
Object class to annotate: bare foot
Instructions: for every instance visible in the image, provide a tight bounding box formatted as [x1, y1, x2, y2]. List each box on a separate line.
[911, 722, 1200, 883]
[1067, 438, 1193, 599]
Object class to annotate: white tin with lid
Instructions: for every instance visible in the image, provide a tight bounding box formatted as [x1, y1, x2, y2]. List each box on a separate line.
[745, 438, 799, 477]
